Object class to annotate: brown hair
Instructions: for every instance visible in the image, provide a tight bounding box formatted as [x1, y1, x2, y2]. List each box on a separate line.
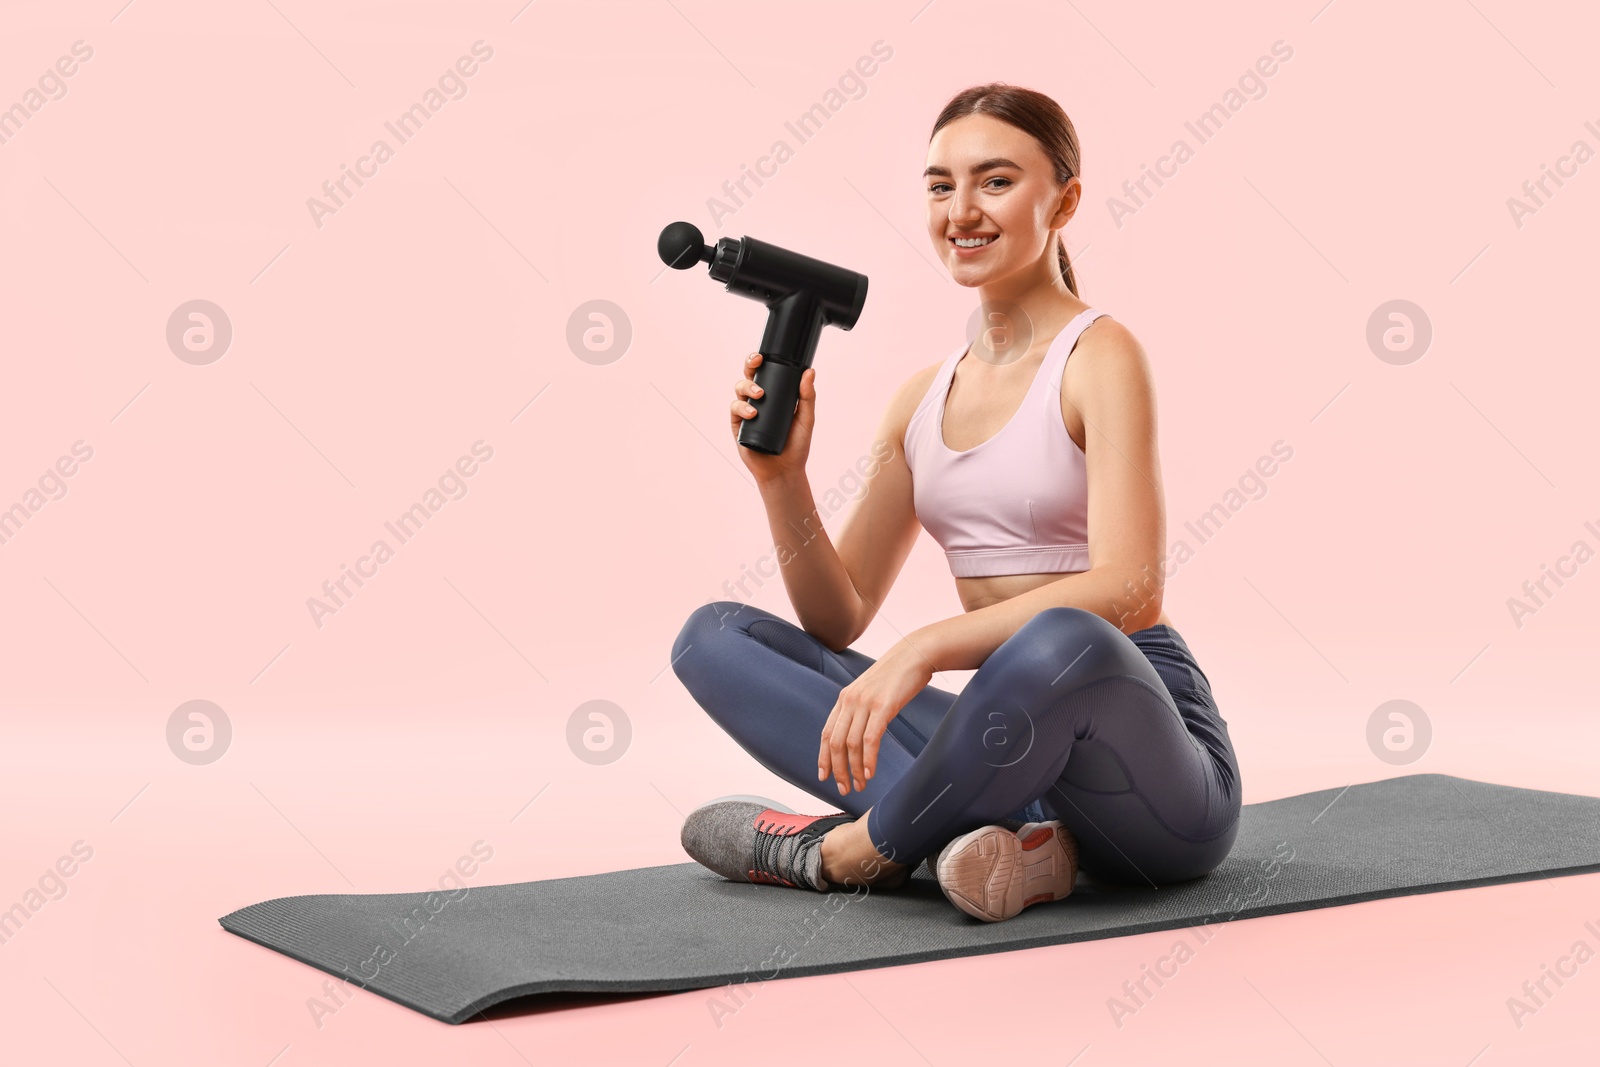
[930, 83, 1082, 296]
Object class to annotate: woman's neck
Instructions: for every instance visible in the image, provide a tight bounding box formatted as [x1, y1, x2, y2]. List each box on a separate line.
[974, 258, 1089, 361]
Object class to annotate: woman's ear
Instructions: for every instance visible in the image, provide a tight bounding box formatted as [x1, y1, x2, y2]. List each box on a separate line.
[1051, 175, 1083, 227]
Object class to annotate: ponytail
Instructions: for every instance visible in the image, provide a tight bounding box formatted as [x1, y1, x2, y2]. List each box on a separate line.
[1056, 235, 1078, 296]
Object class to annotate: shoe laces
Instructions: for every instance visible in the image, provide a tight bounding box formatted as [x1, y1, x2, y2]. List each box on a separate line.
[749, 816, 812, 887]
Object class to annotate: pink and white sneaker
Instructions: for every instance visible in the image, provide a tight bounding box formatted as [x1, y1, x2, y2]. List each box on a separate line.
[932, 819, 1080, 922]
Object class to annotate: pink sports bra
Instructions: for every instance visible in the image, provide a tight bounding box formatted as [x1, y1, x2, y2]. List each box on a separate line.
[903, 307, 1108, 578]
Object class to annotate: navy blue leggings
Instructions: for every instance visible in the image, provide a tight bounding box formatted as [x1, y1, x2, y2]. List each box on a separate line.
[671, 601, 1242, 885]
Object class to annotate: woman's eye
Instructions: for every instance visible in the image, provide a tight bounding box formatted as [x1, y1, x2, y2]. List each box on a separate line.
[929, 177, 1012, 194]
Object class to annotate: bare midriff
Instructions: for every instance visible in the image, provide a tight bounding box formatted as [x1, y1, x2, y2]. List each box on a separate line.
[955, 570, 1175, 633]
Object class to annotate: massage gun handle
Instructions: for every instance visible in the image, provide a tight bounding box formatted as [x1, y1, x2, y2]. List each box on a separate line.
[737, 290, 827, 455]
[737, 357, 806, 456]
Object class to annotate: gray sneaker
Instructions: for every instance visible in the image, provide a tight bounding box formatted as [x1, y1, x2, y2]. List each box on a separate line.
[681, 796, 900, 892]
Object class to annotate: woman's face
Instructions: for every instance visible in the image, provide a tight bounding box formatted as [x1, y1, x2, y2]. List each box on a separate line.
[924, 112, 1077, 287]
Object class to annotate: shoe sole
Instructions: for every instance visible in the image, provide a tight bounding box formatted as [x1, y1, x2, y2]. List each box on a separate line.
[935, 820, 1078, 922]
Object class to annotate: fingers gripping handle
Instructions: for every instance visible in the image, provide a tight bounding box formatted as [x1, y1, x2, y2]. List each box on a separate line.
[737, 358, 806, 456]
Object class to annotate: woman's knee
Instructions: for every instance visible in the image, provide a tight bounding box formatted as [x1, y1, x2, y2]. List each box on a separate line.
[671, 600, 747, 684]
[1027, 605, 1125, 644]
[673, 599, 760, 651]
[997, 607, 1133, 691]
[684, 599, 756, 632]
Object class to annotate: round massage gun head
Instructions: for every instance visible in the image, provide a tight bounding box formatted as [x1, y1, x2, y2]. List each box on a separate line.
[658, 221, 715, 270]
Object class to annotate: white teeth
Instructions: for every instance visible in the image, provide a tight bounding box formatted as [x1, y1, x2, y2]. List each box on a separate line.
[954, 236, 995, 247]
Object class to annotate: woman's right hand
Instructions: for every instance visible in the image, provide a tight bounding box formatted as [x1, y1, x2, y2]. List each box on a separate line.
[731, 352, 816, 484]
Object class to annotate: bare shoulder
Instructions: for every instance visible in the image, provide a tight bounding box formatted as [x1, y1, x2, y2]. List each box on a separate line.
[1075, 315, 1148, 366]
[1064, 315, 1155, 395]
[1061, 315, 1158, 445]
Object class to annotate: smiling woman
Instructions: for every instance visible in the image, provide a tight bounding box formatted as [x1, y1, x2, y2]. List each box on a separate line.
[923, 95, 1081, 297]
[673, 82, 1242, 924]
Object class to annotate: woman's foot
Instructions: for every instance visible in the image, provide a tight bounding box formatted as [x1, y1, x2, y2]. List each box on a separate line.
[819, 811, 911, 890]
[681, 796, 908, 892]
[933, 819, 1079, 922]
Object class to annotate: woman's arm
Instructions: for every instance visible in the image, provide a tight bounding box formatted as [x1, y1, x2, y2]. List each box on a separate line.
[763, 369, 932, 652]
[907, 319, 1168, 671]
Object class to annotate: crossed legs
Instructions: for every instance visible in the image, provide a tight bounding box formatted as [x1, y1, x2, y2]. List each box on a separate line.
[670, 600, 1240, 887]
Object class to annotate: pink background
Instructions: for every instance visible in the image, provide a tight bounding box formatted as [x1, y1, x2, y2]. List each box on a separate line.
[3, 0, 1597, 1062]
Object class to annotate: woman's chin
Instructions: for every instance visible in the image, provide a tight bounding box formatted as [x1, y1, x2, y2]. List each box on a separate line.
[947, 260, 1003, 286]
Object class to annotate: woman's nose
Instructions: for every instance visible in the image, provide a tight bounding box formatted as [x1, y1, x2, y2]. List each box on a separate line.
[949, 183, 982, 223]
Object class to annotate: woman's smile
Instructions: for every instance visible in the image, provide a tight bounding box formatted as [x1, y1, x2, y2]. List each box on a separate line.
[950, 232, 999, 256]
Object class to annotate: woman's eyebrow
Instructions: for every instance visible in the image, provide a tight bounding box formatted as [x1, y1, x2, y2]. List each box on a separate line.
[923, 157, 1022, 178]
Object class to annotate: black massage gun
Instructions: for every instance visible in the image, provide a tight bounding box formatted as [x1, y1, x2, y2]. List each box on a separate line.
[657, 221, 868, 455]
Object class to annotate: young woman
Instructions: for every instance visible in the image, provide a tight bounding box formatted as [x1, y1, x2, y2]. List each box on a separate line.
[672, 83, 1242, 922]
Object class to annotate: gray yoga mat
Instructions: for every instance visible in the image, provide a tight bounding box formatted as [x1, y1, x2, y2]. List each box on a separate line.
[219, 773, 1600, 1024]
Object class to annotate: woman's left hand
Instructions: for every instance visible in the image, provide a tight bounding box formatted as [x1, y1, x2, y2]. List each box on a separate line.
[818, 638, 936, 796]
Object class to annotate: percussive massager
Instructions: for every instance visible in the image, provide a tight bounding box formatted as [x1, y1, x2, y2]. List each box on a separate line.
[658, 221, 868, 455]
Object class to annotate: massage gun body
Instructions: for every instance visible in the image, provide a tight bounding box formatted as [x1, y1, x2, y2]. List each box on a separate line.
[659, 222, 868, 455]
